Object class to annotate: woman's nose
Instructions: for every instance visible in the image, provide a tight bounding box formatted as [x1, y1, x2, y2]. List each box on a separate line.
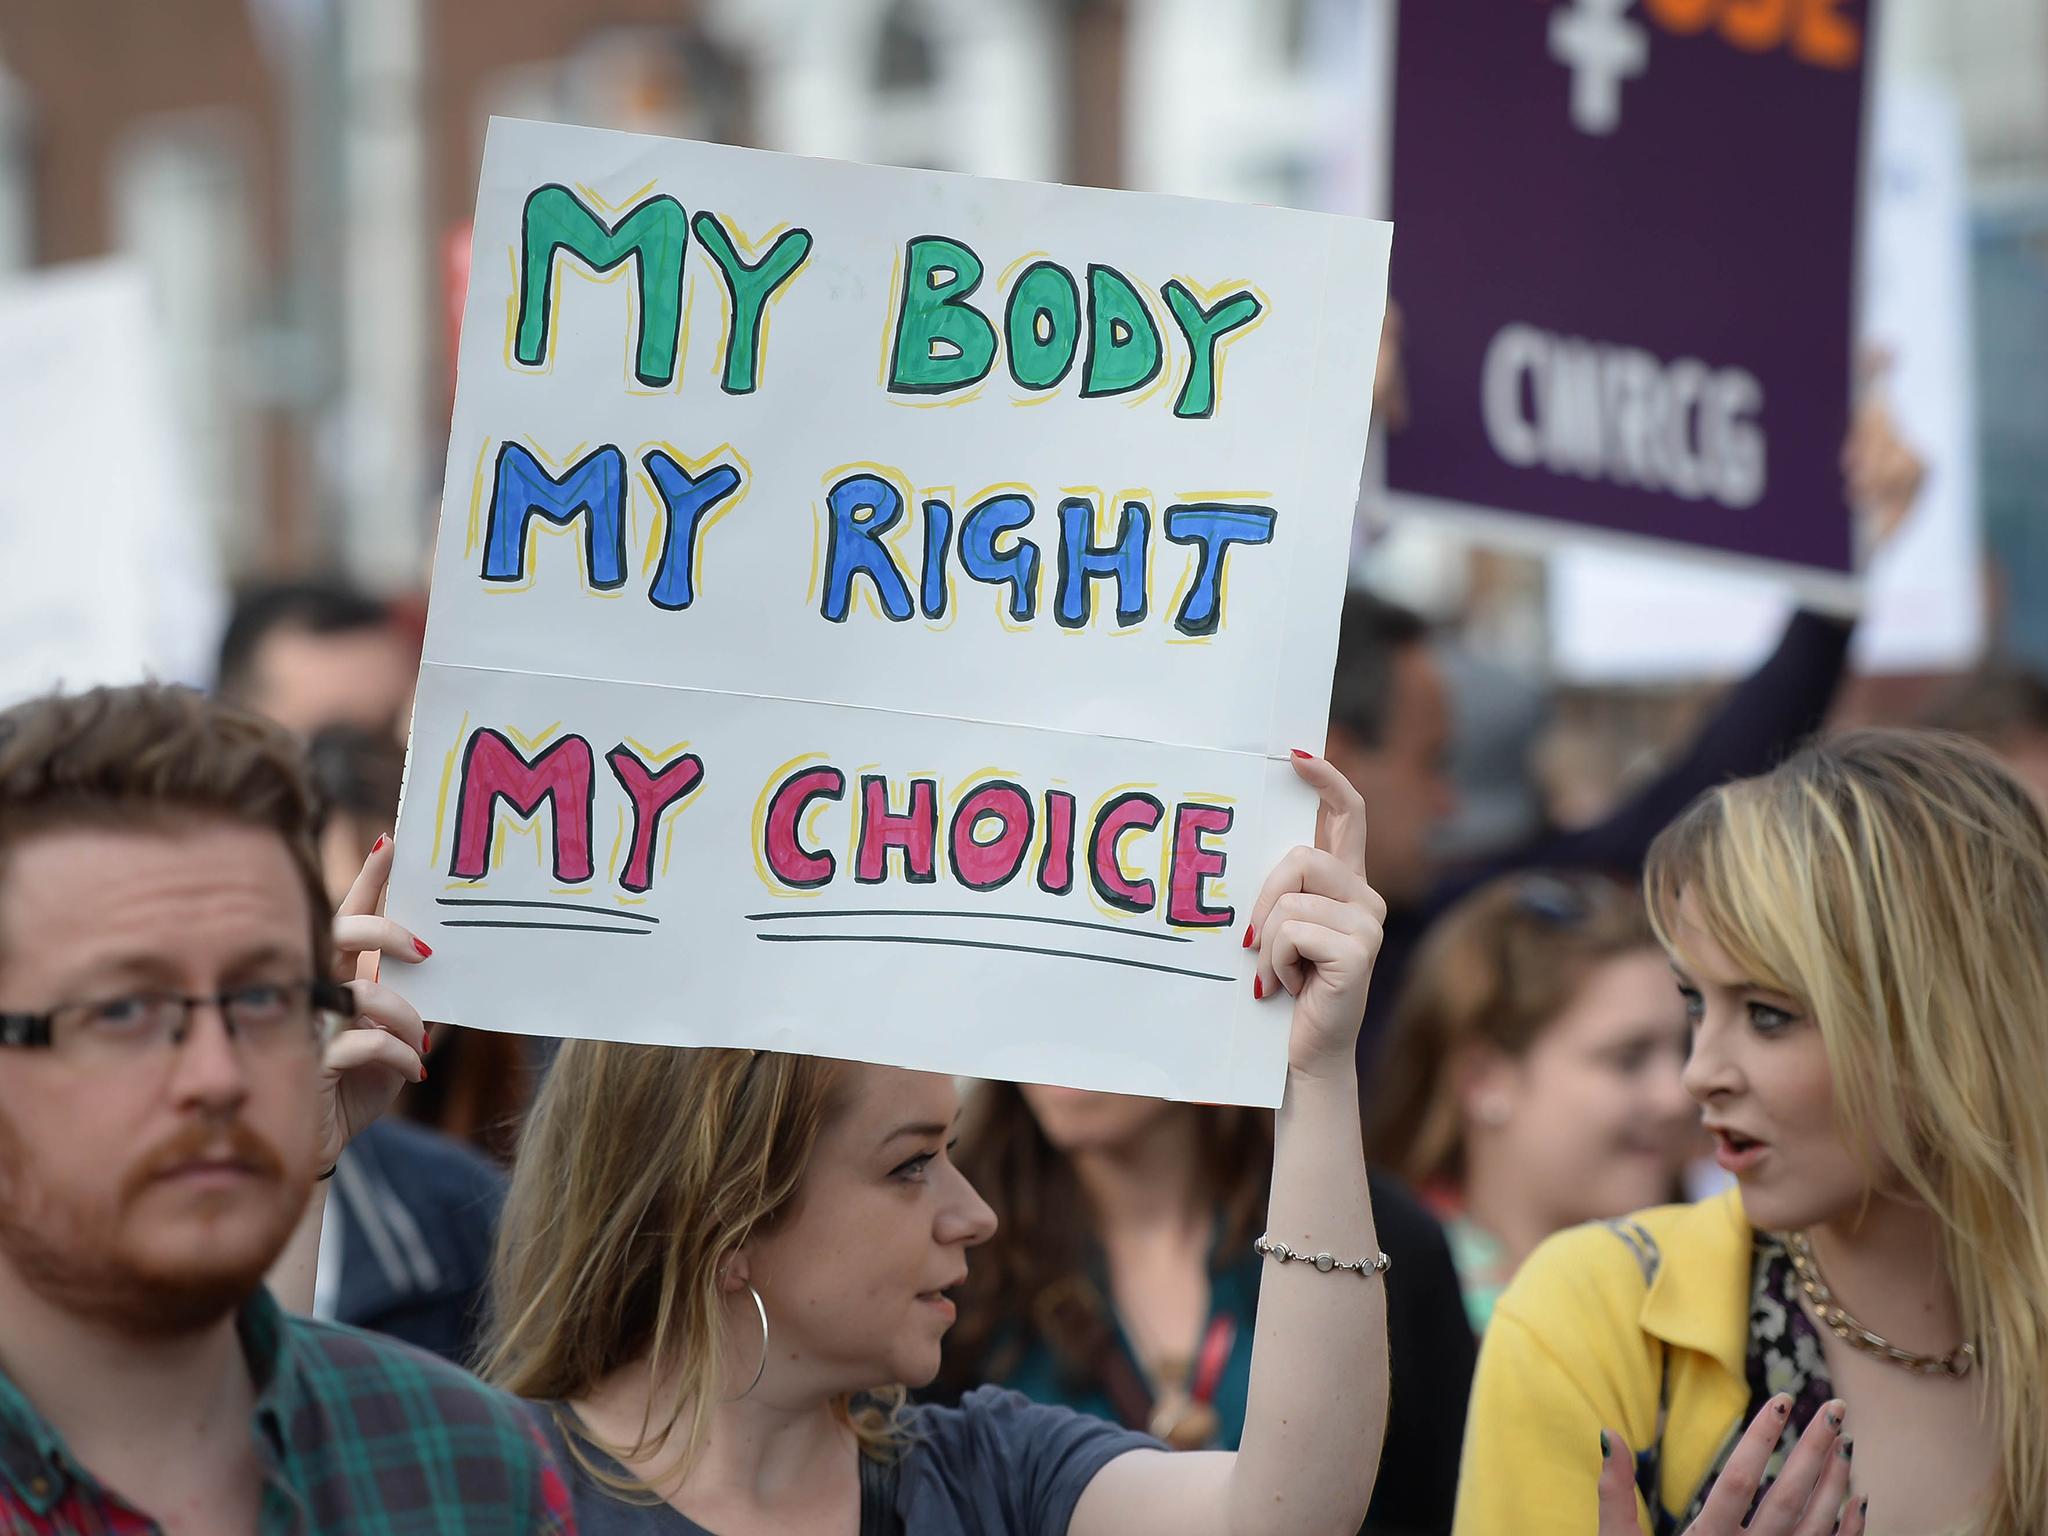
[1680, 1017, 1739, 1105]
[937, 1164, 999, 1247]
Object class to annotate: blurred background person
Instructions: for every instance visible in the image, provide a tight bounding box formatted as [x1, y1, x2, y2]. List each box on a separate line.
[1328, 591, 1852, 1071]
[1366, 870, 1694, 1335]
[939, 1085, 1473, 1536]
[1921, 659, 2048, 809]
[216, 580, 418, 740]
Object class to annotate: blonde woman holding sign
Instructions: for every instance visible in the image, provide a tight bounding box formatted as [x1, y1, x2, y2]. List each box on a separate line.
[1456, 732, 2048, 1536]
[480, 749, 1390, 1536]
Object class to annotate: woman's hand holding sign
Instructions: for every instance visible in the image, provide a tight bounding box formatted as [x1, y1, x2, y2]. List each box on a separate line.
[1246, 748, 1387, 1079]
[270, 834, 431, 1312]
[318, 834, 431, 1173]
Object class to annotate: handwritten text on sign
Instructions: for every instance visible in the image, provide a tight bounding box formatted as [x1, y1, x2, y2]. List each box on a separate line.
[388, 119, 1389, 1106]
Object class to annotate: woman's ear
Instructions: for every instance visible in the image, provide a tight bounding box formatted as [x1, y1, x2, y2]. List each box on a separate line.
[718, 1251, 753, 1294]
[1455, 1041, 1520, 1131]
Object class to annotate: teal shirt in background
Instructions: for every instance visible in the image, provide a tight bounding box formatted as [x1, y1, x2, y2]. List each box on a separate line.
[955, 1170, 1479, 1535]
[988, 1240, 1261, 1449]
[1441, 1213, 1508, 1336]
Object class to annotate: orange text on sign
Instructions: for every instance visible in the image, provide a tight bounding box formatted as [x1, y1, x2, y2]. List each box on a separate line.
[1641, 0, 1861, 69]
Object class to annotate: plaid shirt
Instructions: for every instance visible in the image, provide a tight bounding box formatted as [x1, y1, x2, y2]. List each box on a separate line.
[0, 1288, 576, 1534]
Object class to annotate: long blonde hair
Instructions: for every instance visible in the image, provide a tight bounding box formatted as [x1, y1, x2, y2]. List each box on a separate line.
[1646, 730, 2048, 1536]
[482, 1042, 900, 1494]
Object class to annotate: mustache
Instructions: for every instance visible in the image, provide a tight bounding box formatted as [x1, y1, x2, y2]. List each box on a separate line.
[123, 1119, 287, 1200]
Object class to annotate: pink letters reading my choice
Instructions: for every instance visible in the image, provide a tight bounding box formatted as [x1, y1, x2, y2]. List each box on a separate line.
[446, 725, 1235, 928]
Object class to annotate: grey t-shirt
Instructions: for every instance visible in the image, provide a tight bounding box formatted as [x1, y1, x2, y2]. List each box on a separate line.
[530, 1388, 1158, 1536]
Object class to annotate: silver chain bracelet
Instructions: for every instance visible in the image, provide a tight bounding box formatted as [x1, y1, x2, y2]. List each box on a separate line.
[1254, 1234, 1391, 1279]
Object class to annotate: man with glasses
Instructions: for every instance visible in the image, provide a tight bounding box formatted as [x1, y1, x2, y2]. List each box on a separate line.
[0, 684, 573, 1534]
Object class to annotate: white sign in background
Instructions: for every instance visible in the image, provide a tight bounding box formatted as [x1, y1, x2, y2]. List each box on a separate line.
[1548, 83, 1982, 684]
[0, 261, 224, 709]
[389, 119, 1389, 1106]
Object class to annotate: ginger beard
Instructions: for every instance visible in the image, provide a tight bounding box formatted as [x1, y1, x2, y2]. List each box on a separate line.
[0, 1107, 311, 1339]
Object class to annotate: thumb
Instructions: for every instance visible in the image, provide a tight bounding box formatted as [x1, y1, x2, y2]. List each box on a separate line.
[1597, 1429, 1644, 1536]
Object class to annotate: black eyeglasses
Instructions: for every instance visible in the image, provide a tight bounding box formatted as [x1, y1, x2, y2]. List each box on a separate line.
[0, 979, 355, 1062]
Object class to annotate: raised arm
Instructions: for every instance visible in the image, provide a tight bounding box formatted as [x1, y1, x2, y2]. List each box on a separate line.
[1485, 390, 1926, 890]
[1072, 751, 1389, 1536]
[267, 836, 429, 1311]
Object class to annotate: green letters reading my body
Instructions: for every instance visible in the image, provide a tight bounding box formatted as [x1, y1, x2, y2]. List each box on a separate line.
[514, 184, 810, 392]
[887, 235, 1262, 418]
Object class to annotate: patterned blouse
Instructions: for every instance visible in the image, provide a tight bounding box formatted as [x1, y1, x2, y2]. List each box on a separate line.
[1660, 1231, 1838, 1529]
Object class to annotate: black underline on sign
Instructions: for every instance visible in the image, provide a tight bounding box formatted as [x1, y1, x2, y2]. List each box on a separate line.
[438, 919, 652, 936]
[438, 898, 658, 924]
[744, 908, 1194, 944]
[754, 931, 1232, 982]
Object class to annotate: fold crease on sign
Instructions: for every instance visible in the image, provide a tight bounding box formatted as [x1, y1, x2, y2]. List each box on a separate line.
[412, 657, 1304, 763]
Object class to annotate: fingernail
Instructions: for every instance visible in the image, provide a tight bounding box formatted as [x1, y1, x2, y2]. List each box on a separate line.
[1253, 975, 1264, 1000]
[413, 938, 434, 958]
[372, 834, 389, 853]
[422, 1028, 431, 1052]
[1290, 748, 1313, 760]
[1242, 925, 1256, 948]
[419, 1063, 429, 1084]
[1599, 1430, 1610, 1459]
[1839, 1438, 1854, 1461]
[1774, 1395, 1792, 1418]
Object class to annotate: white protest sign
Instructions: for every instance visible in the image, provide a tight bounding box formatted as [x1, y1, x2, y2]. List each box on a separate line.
[0, 260, 224, 708]
[387, 119, 1389, 1107]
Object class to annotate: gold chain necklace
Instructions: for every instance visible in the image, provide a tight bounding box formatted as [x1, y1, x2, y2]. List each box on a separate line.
[1785, 1230, 1977, 1379]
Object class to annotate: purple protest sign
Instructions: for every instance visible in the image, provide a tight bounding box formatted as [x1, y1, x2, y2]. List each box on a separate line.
[1385, 0, 1876, 581]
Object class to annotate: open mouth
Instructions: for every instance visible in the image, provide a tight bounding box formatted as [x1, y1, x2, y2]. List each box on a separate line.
[1710, 1128, 1766, 1171]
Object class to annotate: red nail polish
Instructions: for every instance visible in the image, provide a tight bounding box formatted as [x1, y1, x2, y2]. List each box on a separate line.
[1290, 748, 1312, 760]
[372, 834, 389, 853]
[422, 1028, 431, 1052]
[419, 1064, 429, 1084]
[1253, 975, 1264, 1000]
[413, 938, 434, 959]
[1241, 925, 1256, 948]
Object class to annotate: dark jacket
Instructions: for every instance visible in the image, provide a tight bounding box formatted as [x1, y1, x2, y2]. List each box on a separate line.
[327, 1116, 506, 1366]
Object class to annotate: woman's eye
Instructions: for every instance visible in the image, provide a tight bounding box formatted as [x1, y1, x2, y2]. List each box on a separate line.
[1676, 985, 1704, 1022]
[1747, 1002, 1796, 1034]
[892, 1152, 936, 1182]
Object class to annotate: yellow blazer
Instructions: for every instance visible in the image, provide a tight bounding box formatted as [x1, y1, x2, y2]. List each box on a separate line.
[1453, 1190, 1754, 1535]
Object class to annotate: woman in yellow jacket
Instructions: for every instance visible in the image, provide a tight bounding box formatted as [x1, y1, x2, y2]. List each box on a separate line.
[1455, 730, 2048, 1536]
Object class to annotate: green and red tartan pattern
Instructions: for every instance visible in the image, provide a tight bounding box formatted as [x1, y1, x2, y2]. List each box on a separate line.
[0, 1291, 575, 1534]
